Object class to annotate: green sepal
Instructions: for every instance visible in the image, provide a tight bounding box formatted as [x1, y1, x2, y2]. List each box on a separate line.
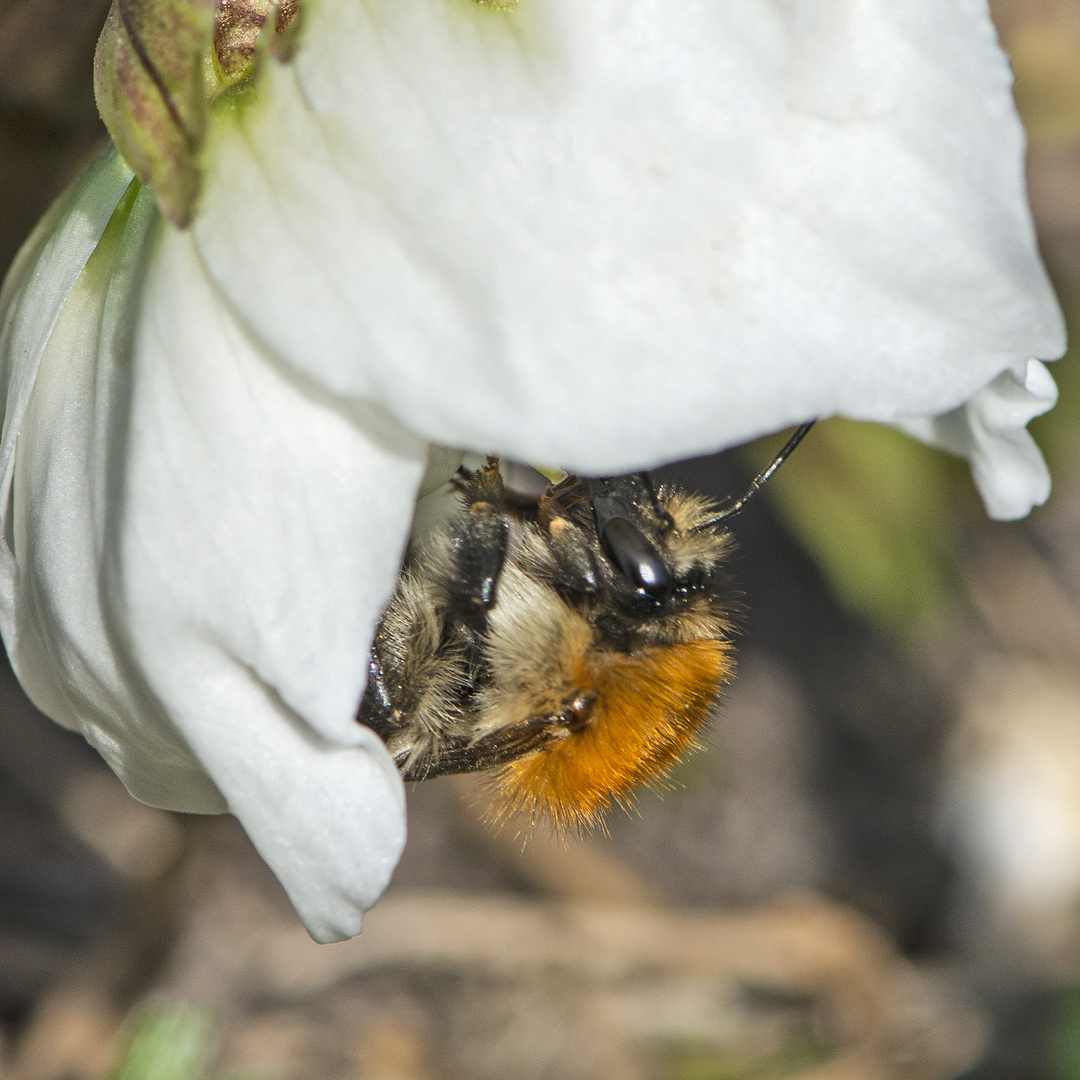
[94, 0, 215, 228]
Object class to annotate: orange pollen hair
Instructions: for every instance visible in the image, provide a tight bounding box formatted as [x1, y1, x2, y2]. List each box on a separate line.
[486, 638, 735, 834]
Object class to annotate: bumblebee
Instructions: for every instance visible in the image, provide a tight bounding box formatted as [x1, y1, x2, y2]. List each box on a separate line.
[358, 426, 813, 831]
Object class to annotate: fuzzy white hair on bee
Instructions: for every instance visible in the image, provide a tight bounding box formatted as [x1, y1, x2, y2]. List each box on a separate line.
[358, 424, 814, 833]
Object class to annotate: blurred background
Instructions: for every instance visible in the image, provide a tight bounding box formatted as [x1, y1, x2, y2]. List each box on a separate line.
[2, 0, 1080, 1077]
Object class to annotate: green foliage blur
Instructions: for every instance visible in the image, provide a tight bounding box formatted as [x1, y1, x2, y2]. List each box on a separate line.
[107, 1006, 264, 1080]
[652, 1031, 831, 1080]
[744, 416, 971, 641]
[1054, 987, 1080, 1080]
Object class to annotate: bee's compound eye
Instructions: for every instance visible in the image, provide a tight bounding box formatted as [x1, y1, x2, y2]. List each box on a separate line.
[601, 517, 673, 599]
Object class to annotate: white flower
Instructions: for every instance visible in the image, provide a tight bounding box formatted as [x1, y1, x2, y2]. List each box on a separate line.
[0, 0, 1065, 941]
[0, 149, 420, 942]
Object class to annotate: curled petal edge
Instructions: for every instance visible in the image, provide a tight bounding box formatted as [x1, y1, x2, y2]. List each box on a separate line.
[898, 359, 1059, 521]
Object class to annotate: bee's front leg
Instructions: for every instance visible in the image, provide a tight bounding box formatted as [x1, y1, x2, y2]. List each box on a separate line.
[449, 458, 511, 617]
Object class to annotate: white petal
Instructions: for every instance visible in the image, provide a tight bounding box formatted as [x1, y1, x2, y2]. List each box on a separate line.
[0, 145, 135, 629]
[899, 359, 1058, 520]
[191, 0, 1064, 474]
[157, 643, 406, 942]
[4, 159, 424, 940]
[119, 226, 420, 935]
[122, 225, 428, 751]
[3, 179, 207, 803]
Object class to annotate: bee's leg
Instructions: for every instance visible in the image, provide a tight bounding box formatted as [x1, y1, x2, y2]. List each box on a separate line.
[449, 458, 510, 617]
[356, 646, 397, 738]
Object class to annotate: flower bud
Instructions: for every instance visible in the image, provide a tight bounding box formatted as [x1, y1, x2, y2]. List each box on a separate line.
[94, 0, 302, 226]
[94, 0, 214, 226]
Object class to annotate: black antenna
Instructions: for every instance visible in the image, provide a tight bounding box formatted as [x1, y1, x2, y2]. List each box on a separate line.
[713, 420, 816, 522]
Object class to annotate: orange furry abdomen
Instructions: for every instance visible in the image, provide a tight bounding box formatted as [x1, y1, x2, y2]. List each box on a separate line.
[490, 638, 734, 831]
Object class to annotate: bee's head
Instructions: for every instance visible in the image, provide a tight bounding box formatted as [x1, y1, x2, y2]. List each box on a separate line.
[583, 473, 675, 602]
[531, 470, 734, 641]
